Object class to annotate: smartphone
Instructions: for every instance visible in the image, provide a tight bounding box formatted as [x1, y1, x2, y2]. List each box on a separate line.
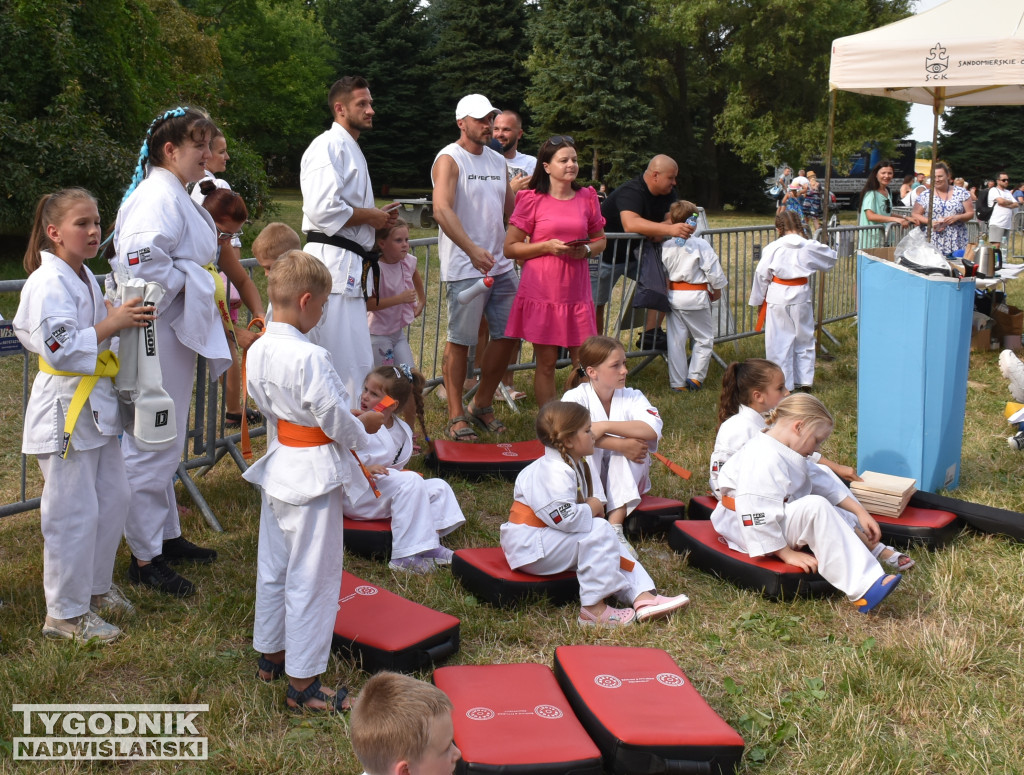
[382, 202, 402, 213]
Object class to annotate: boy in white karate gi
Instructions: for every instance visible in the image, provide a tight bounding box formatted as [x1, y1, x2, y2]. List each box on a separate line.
[243, 250, 383, 712]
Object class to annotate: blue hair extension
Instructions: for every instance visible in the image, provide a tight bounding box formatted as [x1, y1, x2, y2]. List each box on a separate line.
[119, 107, 189, 206]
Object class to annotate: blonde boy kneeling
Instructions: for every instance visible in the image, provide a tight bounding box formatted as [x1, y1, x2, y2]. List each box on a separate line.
[243, 250, 383, 711]
[351, 671, 460, 775]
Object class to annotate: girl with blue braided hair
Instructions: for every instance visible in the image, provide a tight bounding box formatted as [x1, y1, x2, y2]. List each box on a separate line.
[112, 107, 232, 597]
[345, 365, 465, 573]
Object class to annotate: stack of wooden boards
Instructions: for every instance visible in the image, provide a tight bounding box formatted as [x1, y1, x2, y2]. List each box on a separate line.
[850, 471, 917, 517]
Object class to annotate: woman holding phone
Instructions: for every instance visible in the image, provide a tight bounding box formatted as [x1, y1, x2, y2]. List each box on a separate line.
[503, 135, 606, 406]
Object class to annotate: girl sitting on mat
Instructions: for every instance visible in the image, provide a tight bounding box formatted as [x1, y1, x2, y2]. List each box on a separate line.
[749, 210, 838, 392]
[563, 335, 662, 559]
[500, 401, 689, 627]
[346, 365, 465, 574]
[712, 393, 903, 614]
[711, 358, 914, 571]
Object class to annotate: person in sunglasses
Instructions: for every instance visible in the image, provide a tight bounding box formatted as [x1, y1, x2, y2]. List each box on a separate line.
[858, 159, 912, 250]
[986, 171, 1019, 249]
[503, 135, 606, 406]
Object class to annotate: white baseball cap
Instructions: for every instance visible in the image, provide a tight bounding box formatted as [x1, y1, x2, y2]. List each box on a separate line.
[455, 94, 499, 120]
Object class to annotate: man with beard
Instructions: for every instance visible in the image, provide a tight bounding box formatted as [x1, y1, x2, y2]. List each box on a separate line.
[431, 94, 517, 441]
[300, 76, 396, 406]
[493, 110, 536, 193]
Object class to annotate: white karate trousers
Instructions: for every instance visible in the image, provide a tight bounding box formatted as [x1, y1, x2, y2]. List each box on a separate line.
[122, 311, 196, 560]
[781, 495, 883, 600]
[666, 301, 715, 386]
[311, 294, 373, 411]
[597, 453, 650, 516]
[515, 519, 655, 607]
[765, 300, 815, 390]
[38, 437, 129, 619]
[344, 472, 465, 559]
[253, 489, 344, 679]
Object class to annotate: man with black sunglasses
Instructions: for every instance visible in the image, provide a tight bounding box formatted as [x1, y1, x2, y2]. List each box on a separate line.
[987, 171, 1018, 248]
[592, 155, 695, 348]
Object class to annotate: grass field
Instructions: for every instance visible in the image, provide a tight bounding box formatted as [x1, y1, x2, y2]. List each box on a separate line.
[1, 196, 1023, 773]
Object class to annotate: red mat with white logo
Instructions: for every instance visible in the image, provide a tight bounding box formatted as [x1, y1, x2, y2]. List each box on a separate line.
[433, 662, 603, 775]
[332, 572, 459, 673]
[553, 645, 744, 775]
[426, 439, 544, 481]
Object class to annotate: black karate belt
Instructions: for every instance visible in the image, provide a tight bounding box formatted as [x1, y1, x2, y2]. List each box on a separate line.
[304, 231, 381, 302]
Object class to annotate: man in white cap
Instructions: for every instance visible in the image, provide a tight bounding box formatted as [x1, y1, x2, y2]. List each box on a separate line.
[431, 94, 517, 442]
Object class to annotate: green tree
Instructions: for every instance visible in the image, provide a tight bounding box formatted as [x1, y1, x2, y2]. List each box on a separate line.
[0, 0, 221, 231]
[647, 0, 913, 207]
[211, 0, 334, 175]
[939, 106, 1024, 184]
[430, 0, 531, 113]
[524, 0, 656, 184]
[318, 0, 439, 186]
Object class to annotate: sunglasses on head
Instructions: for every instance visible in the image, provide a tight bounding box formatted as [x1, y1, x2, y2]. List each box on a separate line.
[218, 228, 243, 240]
[548, 135, 575, 147]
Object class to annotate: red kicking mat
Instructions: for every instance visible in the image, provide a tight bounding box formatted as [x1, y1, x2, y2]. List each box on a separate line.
[872, 506, 964, 550]
[623, 494, 687, 537]
[688, 495, 718, 520]
[426, 439, 544, 481]
[669, 520, 836, 601]
[343, 516, 392, 560]
[451, 547, 578, 607]
[433, 662, 603, 775]
[553, 645, 744, 775]
[689, 496, 961, 550]
[332, 572, 459, 673]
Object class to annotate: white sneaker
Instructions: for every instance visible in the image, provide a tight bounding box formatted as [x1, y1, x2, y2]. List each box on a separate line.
[611, 523, 639, 559]
[42, 611, 121, 644]
[91, 584, 136, 616]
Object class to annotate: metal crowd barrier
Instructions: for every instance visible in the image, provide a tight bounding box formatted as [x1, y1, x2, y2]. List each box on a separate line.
[0, 216, 906, 522]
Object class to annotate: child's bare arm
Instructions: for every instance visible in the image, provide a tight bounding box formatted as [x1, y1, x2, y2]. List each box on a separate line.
[591, 420, 658, 441]
[366, 288, 418, 311]
[412, 269, 426, 317]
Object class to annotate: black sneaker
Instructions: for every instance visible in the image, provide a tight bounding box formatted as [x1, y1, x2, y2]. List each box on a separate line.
[128, 555, 195, 597]
[636, 328, 668, 352]
[162, 536, 218, 565]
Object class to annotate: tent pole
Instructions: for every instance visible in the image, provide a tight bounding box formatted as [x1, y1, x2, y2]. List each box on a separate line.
[817, 90, 837, 353]
[926, 91, 943, 240]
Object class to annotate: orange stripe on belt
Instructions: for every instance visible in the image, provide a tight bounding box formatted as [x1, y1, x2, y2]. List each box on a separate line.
[277, 419, 332, 447]
[508, 501, 635, 571]
[669, 281, 708, 292]
[755, 276, 810, 331]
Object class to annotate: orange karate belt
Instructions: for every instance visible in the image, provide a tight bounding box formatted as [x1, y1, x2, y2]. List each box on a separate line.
[669, 281, 708, 292]
[720, 495, 737, 511]
[508, 501, 635, 572]
[276, 419, 332, 447]
[755, 276, 810, 331]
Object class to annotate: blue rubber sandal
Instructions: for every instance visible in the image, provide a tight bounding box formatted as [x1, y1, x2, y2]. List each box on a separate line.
[853, 573, 902, 613]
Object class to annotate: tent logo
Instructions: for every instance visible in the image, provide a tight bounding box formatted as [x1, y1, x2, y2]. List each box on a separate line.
[925, 43, 949, 75]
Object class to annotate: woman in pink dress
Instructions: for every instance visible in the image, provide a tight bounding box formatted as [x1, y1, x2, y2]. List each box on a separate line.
[504, 136, 606, 405]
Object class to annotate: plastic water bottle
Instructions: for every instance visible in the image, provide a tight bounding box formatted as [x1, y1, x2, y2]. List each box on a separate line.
[678, 213, 699, 245]
[457, 275, 494, 303]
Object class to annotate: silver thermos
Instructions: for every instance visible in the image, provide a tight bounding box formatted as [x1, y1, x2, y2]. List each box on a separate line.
[978, 244, 995, 277]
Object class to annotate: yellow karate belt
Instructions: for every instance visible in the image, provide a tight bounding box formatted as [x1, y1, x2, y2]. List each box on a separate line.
[39, 350, 119, 458]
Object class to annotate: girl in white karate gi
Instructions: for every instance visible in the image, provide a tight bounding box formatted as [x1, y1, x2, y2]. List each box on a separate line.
[711, 358, 914, 571]
[563, 335, 662, 558]
[500, 401, 689, 626]
[712, 394, 903, 613]
[15, 188, 154, 643]
[749, 210, 838, 391]
[112, 107, 232, 596]
[346, 365, 465, 574]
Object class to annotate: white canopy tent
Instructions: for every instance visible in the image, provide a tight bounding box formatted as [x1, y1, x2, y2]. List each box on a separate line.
[825, 0, 1024, 238]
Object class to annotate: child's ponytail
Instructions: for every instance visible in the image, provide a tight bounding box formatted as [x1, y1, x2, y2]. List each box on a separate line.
[23, 188, 98, 275]
[717, 358, 783, 426]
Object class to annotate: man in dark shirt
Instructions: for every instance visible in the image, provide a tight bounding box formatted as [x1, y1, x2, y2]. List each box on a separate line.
[592, 155, 694, 347]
